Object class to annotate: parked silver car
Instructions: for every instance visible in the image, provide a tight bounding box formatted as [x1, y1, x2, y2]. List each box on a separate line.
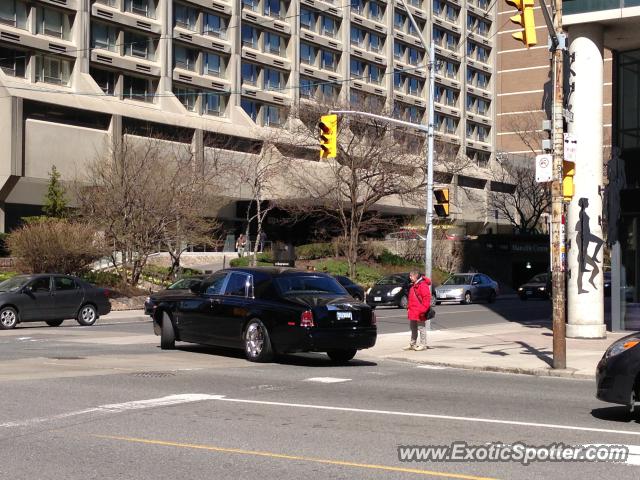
[435, 273, 498, 305]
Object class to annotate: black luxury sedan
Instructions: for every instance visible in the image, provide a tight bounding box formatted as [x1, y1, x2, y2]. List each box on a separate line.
[147, 267, 377, 363]
[0, 274, 111, 330]
[334, 275, 365, 301]
[517, 273, 551, 300]
[144, 275, 205, 315]
[366, 273, 411, 309]
[596, 332, 640, 410]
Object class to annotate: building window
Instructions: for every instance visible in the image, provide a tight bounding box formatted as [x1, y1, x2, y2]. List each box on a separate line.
[0, 0, 28, 29]
[321, 16, 336, 37]
[300, 9, 316, 30]
[369, 33, 383, 53]
[92, 22, 117, 52]
[204, 92, 226, 116]
[174, 3, 197, 31]
[369, 2, 383, 22]
[433, 28, 444, 47]
[241, 62, 259, 86]
[394, 11, 405, 30]
[408, 47, 420, 65]
[124, 0, 155, 19]
[263, 68, 284, 91]
[351, 0, 364, 15]
[264, 32, 285, 57]
[394, 70, 403, 90]
[123, 75, 154, 102]
[0, 47, 26, 77]
[90, 67, 116, 95]
[174, 45, 197, 71]
[368, 64, 383, 85]
[175, 86, 198, 111]
[300, 77, 314, 98]
[124, 31, 154, 60]
[241, 25, 259, 49]
[445, 88, 457, 106]
[445, 61, 458, 79]
[351, 26, 365, 47]
[35, 55, 72, 85]
[433, 0, 443, 16]
[394, 42, 404, 60]
[300, 42, 316, 65]
[446, 5, 458, 23]
[320, 82, 338, 100]
[204, 52, 224, 77]
[350, 58, 364, 78]
[408, 77, 420, 96]
[446, 32, 459, 50]
[264, 105, 284, 127]
[243, 0, 259, 12]
[264, 0, 284, 19]
[37, 7, 71, 40]
[241, 98, 259, 121]
[321, 50, 337, 71]
[203, 13, 227, 38]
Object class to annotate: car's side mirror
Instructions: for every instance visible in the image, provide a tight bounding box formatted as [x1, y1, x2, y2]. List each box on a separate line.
[22, 285, 34, 294]
[472, 281, 480, 285]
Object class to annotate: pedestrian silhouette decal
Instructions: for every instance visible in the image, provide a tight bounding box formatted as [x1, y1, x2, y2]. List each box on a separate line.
[576, 197, 604, 294]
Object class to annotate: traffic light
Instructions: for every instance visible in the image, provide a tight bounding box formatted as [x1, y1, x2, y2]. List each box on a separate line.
[563, 160, 575, 201]
[434, 188, 449, 217]
[319, 114, 337, 159]
[506, 0, 537, 47]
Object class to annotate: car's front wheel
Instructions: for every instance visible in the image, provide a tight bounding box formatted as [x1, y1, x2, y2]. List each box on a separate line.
[0, 307, 18, 330]
[327, 348, 357, 364]
[244, 319, 274, 363]
[462, 292, 472, 305]
[398, 295, 408, 309]
[46, 319, 64, 327]
[77, 304, 98, 326]
[160, 312, 175, 350]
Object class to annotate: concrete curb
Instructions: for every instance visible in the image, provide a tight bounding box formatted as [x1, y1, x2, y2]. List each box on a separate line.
[382, 356, 595, 379]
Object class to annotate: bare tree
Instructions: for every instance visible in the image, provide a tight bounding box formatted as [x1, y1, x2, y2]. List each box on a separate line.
[76, 134, 220, 285]
[282, 99, 453, 277]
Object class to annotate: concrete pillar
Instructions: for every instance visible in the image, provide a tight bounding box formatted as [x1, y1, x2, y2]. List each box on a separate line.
[566, 24, 606, 338]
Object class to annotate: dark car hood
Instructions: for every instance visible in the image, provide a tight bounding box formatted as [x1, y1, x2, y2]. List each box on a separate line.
[520, 282, 546, 289]
[284, 295, 367, 308]
[370, 284, 406, 293]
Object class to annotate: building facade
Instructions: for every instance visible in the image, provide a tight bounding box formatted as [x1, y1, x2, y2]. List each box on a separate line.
[0, 0, 507, 235]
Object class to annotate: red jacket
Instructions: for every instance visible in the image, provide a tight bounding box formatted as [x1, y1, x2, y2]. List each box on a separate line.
[407, 276, 432, 321]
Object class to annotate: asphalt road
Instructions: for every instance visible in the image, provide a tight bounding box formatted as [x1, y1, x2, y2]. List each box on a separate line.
[1, 318, 637, 480]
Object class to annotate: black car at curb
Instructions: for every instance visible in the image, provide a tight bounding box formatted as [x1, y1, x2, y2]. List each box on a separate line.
[517, 273, 551, 300]
[146, 267, 377, 363]
[0, 274, 111, 330]
[334, 275, 365, 301]
[596, 332, 640, 409]
[366, 273, 411, 309]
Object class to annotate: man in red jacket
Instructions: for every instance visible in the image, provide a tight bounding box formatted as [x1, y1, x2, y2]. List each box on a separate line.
[404, 270, 432, 351]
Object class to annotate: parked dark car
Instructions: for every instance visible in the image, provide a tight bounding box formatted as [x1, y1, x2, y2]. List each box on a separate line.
[435, 273, 498, 305]
[334, 275, 365, 301]
[366, 273, 411, 309]
[0, 274, 111, 330]
[144, 275, 205, 316]
[147, 267, 377, 363]
[517, 273, 551, 300]
[596, 332, 640, 410]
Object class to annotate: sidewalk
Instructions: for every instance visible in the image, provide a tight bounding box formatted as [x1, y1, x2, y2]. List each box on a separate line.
[362, 321, 629, 379]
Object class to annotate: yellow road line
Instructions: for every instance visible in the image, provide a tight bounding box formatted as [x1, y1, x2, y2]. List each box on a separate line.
[92, 434, 499, 480]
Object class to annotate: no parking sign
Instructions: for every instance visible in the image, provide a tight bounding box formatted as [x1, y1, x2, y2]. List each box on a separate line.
[535, 154, 553, 183]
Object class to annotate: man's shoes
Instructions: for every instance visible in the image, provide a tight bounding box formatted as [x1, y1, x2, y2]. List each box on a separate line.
[402, 344, 415, 351]
[414, 345, 427, 351]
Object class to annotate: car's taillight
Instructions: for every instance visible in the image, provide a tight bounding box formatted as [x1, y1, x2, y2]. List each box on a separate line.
[300, 310, 314, 327]
[103, 289, 110, 298]
[371, 311, 376, 325]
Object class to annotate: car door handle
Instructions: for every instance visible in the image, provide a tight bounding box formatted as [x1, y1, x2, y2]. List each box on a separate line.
[210, 298, 222, 306]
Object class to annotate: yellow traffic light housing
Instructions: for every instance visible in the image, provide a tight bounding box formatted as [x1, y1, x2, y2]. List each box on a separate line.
[319, 114, 337, 159]
[506, 0, 537, 47]
[434, 188, 450, 217]
[562, 160, 575, 202]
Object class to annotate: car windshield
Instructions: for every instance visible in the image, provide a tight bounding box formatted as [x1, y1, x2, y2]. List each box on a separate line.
[274, 275, 347, 295]
[168, 277, 202, 290]
[528, 274, 547, 283]
[0, 276, 29, 292]
[376, 275, 407, 285]
[444, 275, 473, 286]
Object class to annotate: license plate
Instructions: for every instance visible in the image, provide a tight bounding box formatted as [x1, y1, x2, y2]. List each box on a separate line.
[526, 290, 533, 295]
[374, 296, 382, 302]
[336, 311, 352, 320]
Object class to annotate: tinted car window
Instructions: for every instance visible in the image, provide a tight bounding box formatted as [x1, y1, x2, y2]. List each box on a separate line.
[54, 277, 77, 291]
[529, 274, 547, 283]
[444, 275, 472, 286]
[0, 276, 28, 292]
[335, 276, 353, 286]
[225, 273, 252, 297]
[274, 275, 346, 295]
[201, 273, 228, 295]
[30, 277, 51, 292]
[376, 275, 407, 285]
[168, 277, 202, 290]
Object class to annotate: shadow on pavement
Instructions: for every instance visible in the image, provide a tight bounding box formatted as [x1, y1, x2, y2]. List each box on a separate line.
[591, 406, 640, 424]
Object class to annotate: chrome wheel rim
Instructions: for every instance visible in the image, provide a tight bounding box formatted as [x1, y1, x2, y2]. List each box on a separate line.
[245, 323, 264, 357]
[0, 309, 16, 328]
[465, 293, 471, 304]
[400, 296, 408, 308]
[81, 306, 96, 324]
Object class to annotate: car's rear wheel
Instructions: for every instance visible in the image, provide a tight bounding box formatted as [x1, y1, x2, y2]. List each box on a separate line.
[0, 307, 18, 330]
[488, 292, 496, 304]
[327, 348, 357, 364]
[160, 312, 175, 350]
[77, 304, 98, 326]
[244, 319, 273, 363]
[46, 319, 64, 327]
[462, 292, 472, 305]
[398, 295, 408, 309]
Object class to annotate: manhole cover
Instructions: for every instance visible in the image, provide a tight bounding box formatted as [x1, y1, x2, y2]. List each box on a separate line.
[131, 371, 176, 378]
[47, 356, 86, 360]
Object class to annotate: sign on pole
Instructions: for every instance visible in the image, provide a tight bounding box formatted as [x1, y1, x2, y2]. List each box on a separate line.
[536, 154, 553, 183]
[564, 133, 577, 163]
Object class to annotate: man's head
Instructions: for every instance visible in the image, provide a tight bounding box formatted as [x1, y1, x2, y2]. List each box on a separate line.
[409, 271, 421, 283]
